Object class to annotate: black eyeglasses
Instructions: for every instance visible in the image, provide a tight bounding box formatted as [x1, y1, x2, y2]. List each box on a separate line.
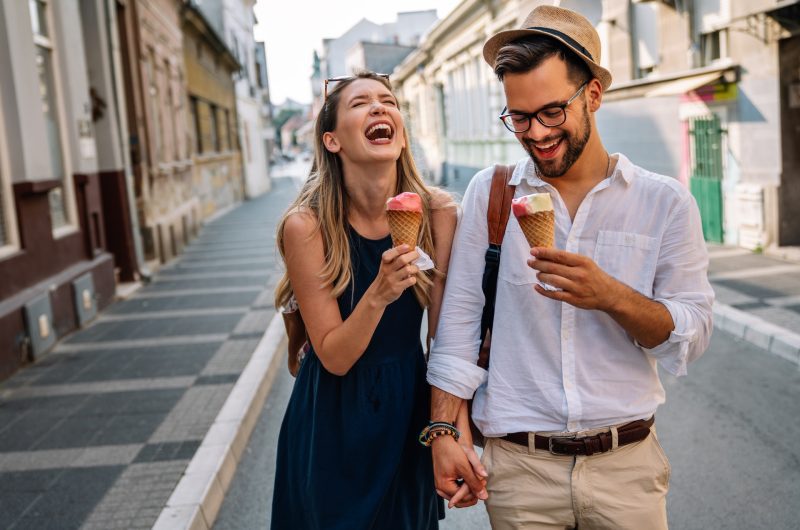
[498, 82, 587, 133]
[323, 73, 391, 101]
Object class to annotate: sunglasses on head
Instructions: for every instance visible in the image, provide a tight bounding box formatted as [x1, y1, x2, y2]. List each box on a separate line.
[323, 73, 391, 101]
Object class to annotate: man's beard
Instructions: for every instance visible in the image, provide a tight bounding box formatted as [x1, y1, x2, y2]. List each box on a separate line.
[524, 109, 591, 179]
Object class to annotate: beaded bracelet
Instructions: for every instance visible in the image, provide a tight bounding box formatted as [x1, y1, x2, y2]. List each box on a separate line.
[418, 421, 461, 447]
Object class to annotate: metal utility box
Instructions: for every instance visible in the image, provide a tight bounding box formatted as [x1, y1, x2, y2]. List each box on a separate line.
[23, 293, 56, 358]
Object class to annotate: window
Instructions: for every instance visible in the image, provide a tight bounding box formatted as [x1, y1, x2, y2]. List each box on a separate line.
[190, 96, 201, 154]
[30, 0, 72, 232]
[633, 1, 660, 78]
[145, 51, 163, 162]
[223, 109, 231, 151]
[701, 30, 727, 66]
[243, 121, 251, 163]
[209, 104, 219, 152]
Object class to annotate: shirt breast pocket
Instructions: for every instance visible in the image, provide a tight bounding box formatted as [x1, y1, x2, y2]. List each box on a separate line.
[593, 230, 658, 297]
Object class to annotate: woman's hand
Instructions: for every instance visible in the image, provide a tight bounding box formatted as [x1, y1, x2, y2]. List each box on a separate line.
[366, 244, 420, 307]
[445, 401, 488, 508]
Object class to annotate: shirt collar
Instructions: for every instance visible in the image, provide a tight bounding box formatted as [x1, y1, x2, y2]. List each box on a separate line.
[509, 153, 636, 188]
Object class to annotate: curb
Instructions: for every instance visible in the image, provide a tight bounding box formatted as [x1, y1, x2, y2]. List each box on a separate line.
[713, 302, 800, 366]
[153, 312, 286, 530]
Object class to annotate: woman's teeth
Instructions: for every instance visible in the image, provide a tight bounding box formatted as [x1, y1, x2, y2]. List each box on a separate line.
[366, 123, 392, 140]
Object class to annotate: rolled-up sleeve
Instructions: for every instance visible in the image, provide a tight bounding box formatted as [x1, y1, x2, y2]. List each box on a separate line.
[427, 169, 493, 399]
[642, 194, 714, 376]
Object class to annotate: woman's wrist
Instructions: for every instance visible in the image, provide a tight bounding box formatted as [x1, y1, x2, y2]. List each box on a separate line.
[364, 285, 388, 310]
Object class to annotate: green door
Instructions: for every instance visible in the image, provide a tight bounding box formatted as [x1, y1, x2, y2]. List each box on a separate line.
[689, 115, 724, 243]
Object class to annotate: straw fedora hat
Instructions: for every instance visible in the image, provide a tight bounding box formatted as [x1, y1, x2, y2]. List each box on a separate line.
[483, 5, 612, 90]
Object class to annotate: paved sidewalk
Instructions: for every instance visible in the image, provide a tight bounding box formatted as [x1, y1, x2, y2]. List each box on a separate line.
[0, 178, 297, 530]
[707, 245, 800, 365]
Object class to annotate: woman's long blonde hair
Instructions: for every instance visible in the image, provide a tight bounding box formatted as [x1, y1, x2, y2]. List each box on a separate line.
[274, 72, 439, 311]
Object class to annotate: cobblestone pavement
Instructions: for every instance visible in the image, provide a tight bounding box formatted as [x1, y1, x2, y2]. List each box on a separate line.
[0, 178, 297, 530]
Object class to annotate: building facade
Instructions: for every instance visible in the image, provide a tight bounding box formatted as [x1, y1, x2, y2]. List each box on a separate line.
[0, 0, 126, 377]
[393, 0, 800, 252]
[183, 3, 243, 219]
[197, 0, 272, 198]
[117, 0, 199, 265]
[254, 41, 277, 166]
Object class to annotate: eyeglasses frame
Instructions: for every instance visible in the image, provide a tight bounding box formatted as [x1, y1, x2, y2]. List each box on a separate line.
[498, 81, 588, 133]
[323, 73, 391, 101]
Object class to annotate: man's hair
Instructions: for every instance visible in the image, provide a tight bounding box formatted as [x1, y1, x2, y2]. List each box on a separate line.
[494, 37, 592, 86]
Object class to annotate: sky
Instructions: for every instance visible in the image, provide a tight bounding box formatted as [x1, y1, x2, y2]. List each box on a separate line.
[253, 0, 462, 106]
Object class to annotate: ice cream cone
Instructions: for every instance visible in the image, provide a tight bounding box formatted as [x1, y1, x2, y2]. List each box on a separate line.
[386, 192, 423, 248]
[517, 211, 555, 248]
[386, 210, 422, 248]
[512, 193, 555, 248]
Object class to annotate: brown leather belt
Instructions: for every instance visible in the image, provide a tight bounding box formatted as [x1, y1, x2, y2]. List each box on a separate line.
[500, 416, 655, 456]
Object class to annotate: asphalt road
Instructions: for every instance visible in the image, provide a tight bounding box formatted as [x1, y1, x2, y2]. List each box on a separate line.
[214, 324, 800, 530]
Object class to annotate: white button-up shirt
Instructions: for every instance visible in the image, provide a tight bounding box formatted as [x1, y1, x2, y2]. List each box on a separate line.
[428, 154, 714, 436]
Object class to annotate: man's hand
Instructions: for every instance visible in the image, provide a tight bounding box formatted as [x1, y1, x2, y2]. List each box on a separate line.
[527, 247, 621, 311]
[431, 435, 488, 508]
[528, 246, 674, 348]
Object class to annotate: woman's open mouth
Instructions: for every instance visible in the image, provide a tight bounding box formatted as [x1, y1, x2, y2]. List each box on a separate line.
[364, 122, 394, 145]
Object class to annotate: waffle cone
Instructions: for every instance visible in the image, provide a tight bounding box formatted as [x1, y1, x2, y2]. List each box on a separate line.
[517, 211, 555, 248]
[386, 210, 422, 248]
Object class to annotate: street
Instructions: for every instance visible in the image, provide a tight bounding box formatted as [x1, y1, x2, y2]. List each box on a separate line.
[3, 1, 800, 529]
[214, 327, 800, 529]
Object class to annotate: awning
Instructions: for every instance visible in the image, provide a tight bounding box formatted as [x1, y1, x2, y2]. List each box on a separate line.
[645, 71, 724, 97]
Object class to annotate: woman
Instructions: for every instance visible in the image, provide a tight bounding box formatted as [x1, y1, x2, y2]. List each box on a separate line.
[271, 72, 461, 529]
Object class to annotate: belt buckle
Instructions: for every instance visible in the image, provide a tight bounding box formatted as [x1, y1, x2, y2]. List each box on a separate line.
[548, 434, 576, 455]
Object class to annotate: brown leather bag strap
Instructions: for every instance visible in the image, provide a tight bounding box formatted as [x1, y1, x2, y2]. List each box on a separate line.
[478, 164, 517, 360]
[487, 164, 516, 245]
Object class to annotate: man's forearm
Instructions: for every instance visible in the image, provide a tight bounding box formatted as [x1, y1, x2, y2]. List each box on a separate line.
[431, 386, 464, 424]
[607, 283, 674, 348]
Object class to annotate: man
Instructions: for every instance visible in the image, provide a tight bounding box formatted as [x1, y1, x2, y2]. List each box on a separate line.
[426, 5, 714, 529]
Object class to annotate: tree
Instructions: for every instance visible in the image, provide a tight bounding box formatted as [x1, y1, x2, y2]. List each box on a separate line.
[273, 108, 302, 149]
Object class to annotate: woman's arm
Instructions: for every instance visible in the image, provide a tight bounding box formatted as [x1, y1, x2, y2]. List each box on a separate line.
[284, 211, 419, 376]
[426, 189, 458, 350]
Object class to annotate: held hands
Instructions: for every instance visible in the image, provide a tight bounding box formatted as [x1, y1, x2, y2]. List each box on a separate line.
[367, 245, 420, 307]
[432, 435, 488, 509]
[527, 247, 622, 311]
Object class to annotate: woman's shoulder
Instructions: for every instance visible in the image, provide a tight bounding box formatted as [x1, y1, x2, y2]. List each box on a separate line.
[283, 207, 320, 242]
[427, 187, 456, 211]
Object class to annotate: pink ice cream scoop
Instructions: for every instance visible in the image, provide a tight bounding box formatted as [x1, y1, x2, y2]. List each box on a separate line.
[386, 192, 423, 212]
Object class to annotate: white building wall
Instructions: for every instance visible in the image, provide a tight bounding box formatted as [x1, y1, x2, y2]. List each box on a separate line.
[597, 97, 682, 180]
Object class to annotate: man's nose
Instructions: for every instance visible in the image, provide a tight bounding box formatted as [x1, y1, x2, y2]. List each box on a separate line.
[521, 118, 553, 141]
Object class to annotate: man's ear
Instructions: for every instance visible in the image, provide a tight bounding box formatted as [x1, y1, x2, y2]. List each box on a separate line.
[586, 78, 603, 112]
[322, 131, 341, 153]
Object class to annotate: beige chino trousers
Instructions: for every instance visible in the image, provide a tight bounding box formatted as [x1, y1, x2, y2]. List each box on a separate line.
[481, 425, 670, 529]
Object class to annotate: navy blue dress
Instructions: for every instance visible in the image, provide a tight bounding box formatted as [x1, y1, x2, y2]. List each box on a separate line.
[271, 228, 442, 530]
